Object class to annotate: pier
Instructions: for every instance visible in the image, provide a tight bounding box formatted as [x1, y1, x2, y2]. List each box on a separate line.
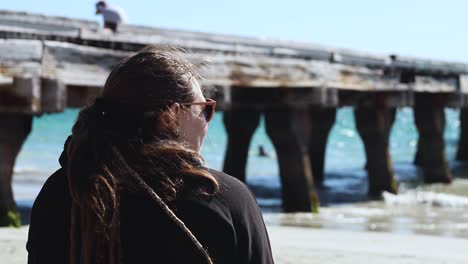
[1, 10, 468, 224]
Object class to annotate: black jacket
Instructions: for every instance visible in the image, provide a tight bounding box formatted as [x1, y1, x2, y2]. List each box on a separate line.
[27, 139, 274, 263]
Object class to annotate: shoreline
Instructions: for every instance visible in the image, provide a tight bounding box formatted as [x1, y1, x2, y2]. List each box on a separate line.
[12, 178, 468, 239]
[2, 225, 467, 264]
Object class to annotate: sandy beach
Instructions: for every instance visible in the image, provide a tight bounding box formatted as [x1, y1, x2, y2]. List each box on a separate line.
[1, 225, 466, 264]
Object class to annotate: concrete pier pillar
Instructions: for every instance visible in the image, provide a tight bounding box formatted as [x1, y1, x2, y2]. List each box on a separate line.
[456, 108, 468, 161]
[354, 107, 398, 197]
[307, 106, 336, 187]
[413, 94, 452, 183]
[0, 113, 32, 226]
[264, 107, 316, 212]
[222, 108, 261, 182]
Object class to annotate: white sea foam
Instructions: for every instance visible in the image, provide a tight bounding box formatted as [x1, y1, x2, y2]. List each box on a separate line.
[383, 190, 468, 208]
[13, 167, 42, 175]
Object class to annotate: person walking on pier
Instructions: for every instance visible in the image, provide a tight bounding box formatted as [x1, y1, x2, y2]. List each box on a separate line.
[95, 1, 127, 32]
[27, 47, 274, 264]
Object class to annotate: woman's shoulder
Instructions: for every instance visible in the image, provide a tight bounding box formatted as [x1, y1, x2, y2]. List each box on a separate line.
[34, 168, 69, 204]
[207, 169, 255, 199]
[203, 169, 261, 216]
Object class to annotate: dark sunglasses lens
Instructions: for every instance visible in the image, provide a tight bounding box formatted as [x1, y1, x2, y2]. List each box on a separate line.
[203, 105, 213, 122]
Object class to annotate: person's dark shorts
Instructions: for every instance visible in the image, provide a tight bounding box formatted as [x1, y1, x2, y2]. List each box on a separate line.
[104, 22, 118, 32]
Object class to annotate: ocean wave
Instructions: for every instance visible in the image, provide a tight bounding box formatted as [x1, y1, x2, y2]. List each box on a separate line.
[13, 167, 44, 175]
[383, 190, 468, 208]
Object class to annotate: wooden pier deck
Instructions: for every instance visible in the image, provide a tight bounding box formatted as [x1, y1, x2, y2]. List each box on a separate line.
[1, 10, 468, 224]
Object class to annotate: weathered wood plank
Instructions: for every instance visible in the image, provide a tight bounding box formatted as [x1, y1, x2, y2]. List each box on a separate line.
[0, 39, 42, 83]
[37, 41, 401, 91]
[42, 41, 129, 87]
[0, 25, 78, 39]
[0, 40, 455, 95]
[41, 78, 66, 113]
[0, 10, 96, 37]
[393, 55, 468, 75]
[1, 11, 468, 111]
[460, 75, 468, 93]
[0, 39, 42, 61]
[2, 10, 468, 77]
[80, 27, 279, 56]
[0, 77, 40, 113]
[0, 61, 41, 80]
[0, 75, 12, 86]
[203, 55, 405, 91]
[0, 38, 462, 112]
[412, 76, 458, 92]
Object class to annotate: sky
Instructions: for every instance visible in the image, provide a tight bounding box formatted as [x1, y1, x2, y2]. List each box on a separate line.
[1, 0, 468, 62]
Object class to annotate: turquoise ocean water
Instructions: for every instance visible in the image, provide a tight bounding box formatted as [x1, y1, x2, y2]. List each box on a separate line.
[13, 107, 468, 238]
[14, 107, 462, 196]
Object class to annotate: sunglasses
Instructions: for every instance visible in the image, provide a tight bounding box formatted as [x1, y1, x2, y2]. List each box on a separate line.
[180, 98, 216, 123]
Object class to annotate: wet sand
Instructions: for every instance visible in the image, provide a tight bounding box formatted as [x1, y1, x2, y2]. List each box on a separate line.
[2, 225, 467, 264]
[269, 225, 467, 264]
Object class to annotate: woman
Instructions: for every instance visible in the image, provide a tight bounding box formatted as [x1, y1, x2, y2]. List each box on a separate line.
[27, 47, 274, 264]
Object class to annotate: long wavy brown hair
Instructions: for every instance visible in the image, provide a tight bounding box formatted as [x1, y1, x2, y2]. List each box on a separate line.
[66, 47, 218, 264]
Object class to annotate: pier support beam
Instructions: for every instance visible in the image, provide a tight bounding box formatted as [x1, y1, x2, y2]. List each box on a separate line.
[265, 107, 316, 212]
[414, 94, 452, 183]
[0, 113, 32, 227]
[223, 108, 261, 182]
[355, 106, 398, 197]
[307, 106, 336, 187]
[456, 108, 468, 161]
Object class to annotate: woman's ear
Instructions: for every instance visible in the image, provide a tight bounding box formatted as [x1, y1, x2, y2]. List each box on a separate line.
[168, 103, 182, 128]
[169, 103, 180, 116]
[167, 103, 181, 138]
